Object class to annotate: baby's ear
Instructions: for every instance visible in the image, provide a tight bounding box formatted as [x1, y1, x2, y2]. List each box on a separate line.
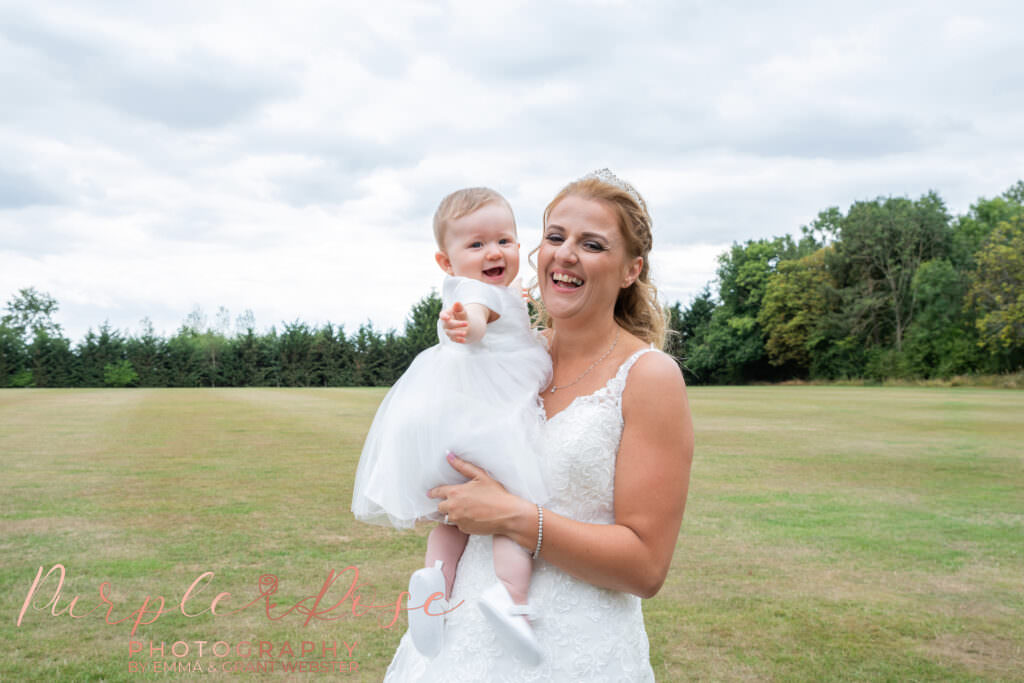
[435, 251, 453, 275]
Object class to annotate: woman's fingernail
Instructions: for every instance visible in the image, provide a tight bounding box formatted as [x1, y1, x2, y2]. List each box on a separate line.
[446, 452, 455, 462]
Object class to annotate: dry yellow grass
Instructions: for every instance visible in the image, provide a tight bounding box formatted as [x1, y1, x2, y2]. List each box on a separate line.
[1, 386, 1022, 681]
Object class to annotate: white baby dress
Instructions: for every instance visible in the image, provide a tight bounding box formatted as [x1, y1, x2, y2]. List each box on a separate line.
[351, 276, 552, 528]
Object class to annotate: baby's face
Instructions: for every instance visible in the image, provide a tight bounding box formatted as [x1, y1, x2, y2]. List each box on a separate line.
[437, 203, 520, 286]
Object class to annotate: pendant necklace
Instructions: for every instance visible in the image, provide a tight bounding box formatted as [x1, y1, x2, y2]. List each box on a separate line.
[547, 328, 620, 393]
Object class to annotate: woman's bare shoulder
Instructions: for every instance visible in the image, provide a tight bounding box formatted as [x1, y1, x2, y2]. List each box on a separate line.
[624, 348, 686, 399]
[620, 348, 692, 462]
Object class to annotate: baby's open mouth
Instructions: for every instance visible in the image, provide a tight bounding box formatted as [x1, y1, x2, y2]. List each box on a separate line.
[551, 272, 584, 288]
[483, 266, 505, 278]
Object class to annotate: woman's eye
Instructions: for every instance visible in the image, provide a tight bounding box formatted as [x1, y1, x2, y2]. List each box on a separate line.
[584, 241, 605, 251]
[545, 234, 564, 244]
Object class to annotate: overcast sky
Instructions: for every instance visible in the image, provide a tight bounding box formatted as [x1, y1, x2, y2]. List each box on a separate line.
[1, 1, 1021, 342]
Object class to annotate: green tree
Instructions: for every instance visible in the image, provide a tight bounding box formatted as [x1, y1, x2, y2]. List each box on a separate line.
[966, 215, 1024, 367]
[0, 323, 27, 387]
[800, 207, 843, 248]
[224, 327, 282, 387]
[75, 323, 127, 386]
[687, 238, 803, 383]
[686, 312, 766, 384]
[104, 360, 139, 387]
[665, 288, 715, 383]
[307, 323, 353, 387]
[195, 330, 229, 387]
[351, 323, 388, 386]
[2, 287, 62, 343]
[165, 329, 204, 387]
[952, 181, 1024, 270]
[758, 248, 832, 373]
[901, 259, 980, 377]
[26, 329, 75, 387]
[397, 290, 443, 373]
[828, 192, 953, 352]
[3, 289, 73, 386]
[277, 321, 315, 386]
[126, 319, 169, 386]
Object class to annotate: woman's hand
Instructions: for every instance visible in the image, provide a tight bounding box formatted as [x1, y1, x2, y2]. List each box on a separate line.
[429, 454, 535, 538]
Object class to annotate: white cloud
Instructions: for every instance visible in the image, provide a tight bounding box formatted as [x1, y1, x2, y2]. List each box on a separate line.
[0, 0, 1021, 342]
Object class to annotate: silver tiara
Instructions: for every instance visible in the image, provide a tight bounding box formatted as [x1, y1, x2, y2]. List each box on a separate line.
[579, 168, 645, 208]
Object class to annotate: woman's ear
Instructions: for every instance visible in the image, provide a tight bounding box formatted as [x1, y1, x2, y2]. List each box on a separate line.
[436, 251, 454, 275]
[622, 256, 643, 288]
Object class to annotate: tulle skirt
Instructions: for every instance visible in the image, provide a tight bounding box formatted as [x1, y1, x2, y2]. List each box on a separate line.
[351, 341, 550, 528]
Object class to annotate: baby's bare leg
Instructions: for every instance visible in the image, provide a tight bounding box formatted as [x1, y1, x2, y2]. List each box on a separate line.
[492, 534, 532, 605]
[425, 523, 469, 599]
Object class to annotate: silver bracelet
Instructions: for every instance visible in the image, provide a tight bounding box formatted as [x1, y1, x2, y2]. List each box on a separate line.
[532, 504, 544, 559]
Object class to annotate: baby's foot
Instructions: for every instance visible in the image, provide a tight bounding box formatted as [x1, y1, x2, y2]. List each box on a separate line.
[408, 560, 447, 658]
[478, 582, 542, 667]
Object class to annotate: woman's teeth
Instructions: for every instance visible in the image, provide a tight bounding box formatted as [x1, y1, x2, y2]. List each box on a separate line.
[552, 272, 583, 287]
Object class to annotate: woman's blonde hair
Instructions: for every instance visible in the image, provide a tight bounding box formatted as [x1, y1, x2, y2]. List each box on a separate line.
[533, 172, 667, 349]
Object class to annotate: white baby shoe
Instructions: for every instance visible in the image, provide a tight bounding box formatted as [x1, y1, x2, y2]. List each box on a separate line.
[408, 560, 447, 658]
[478, 582, 542, 667]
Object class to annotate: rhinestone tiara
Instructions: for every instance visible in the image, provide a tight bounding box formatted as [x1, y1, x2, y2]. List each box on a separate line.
[579, 168, 645, 208]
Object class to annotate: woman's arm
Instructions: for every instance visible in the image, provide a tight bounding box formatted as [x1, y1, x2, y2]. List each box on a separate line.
[432, 351, 694, 598]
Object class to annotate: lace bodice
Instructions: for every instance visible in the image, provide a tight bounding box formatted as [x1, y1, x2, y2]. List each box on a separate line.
[384, 348, 658, 682]
[540, 348, 652, 525]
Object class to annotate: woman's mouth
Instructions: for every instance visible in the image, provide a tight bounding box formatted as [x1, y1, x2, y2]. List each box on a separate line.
[551, 271, 584, 290]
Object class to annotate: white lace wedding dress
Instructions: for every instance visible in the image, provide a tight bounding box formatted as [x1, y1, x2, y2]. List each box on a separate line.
[384, 348, 657, 682]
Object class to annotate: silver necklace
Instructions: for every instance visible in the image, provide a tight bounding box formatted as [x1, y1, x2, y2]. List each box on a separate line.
[547, 329, 620, 393]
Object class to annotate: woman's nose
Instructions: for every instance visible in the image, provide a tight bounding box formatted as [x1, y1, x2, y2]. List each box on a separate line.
[555, 240, 577, 264]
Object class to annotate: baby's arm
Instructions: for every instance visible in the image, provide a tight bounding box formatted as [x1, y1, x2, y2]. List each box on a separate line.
[439, 302, 494, 344]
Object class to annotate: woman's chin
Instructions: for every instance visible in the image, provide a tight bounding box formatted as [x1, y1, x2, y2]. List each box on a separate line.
[540, 294, 583, 321]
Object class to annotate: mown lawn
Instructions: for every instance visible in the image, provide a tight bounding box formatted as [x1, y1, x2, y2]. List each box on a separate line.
[1, 387, 1021, 681]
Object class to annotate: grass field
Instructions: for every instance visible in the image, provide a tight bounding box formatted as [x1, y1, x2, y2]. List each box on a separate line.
[1, 386, 1022, 682]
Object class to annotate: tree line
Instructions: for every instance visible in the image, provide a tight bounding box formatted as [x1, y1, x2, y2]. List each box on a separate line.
[664, 180, 1023, 383]
[1, 180, 1021, 388]
[0, 293, 443, 388]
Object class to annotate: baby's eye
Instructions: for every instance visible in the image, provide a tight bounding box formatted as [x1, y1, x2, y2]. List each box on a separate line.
[469, 241, 483, 248]
[499, 238, 512, 245]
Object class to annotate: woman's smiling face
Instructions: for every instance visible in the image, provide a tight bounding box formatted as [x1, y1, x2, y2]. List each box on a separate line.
[537, 194, 641, 323]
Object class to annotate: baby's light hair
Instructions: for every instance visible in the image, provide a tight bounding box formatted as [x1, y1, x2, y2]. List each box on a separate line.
[433, 187, 515, 249]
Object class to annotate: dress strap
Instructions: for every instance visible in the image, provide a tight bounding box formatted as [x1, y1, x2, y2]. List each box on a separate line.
[609, 346, 658, 401]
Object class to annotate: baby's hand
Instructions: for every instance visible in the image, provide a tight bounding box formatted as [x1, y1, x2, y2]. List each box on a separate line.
[439, 302, 470, 343]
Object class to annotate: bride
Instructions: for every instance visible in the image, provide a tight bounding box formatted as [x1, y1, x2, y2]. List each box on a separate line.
[385, 170, 694, 681]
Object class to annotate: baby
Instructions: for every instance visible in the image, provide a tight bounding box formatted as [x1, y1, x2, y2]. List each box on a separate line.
[351, 188, 549, 666]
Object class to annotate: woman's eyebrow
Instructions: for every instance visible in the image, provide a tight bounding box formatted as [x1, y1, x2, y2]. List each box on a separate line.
[543, 225, 609, 239]
[542, 226, 615, 246]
